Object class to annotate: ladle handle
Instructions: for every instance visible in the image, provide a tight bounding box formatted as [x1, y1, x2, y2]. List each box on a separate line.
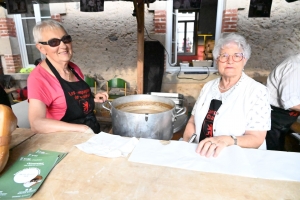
[175, 107, 187, 118]
[102, 101, 112, 114]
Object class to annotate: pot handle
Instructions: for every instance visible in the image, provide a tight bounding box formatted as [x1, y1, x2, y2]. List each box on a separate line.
[102, 101, 112, 114]
[175, 107, 187, 118]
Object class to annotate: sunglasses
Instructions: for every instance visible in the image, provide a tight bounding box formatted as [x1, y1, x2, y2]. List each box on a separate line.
[39, 35, 72, 47]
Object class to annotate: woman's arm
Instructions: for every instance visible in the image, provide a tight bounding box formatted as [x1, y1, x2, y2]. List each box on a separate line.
[183, 115, 196, 142]
[28, 99, 90, 134]
[238, 130, 267, 148]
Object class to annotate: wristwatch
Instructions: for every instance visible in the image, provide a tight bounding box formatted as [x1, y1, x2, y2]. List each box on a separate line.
[231, 135, 237, 145]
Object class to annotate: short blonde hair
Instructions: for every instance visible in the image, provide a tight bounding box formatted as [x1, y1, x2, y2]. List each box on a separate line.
[32, 20, 67, 44]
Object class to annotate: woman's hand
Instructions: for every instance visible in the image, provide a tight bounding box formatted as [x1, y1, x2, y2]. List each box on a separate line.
[94, 92, 109, 103]
[196, 136, 230, 158]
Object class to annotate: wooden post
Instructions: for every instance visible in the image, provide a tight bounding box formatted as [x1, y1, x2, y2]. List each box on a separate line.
[136, 1, 144, 94]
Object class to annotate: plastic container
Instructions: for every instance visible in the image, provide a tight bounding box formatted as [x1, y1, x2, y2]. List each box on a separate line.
[179, 63, 189, 67]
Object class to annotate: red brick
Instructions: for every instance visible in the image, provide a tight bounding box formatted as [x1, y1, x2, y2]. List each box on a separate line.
[154, 17, 165, 22]
[223, 17, 238, 22]
[155, 29, 166, 33]
[224, 14, 237, 18]
[223, 21, 237, 25]
[222, 29, 237, 33]
[224, 10, 238, 14]
[155, 10, 166, 15]
[155, 21, 166, 26]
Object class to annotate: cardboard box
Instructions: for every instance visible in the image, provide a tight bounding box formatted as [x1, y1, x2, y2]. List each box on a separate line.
[192, 60, 213, 67]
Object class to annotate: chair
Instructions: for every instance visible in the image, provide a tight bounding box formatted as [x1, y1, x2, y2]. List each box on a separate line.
[106, 78, 127, 100]
[0, 75, 16, 103]
[0, 75, 12, 89]
[11, 100, 30, 128]
[85, 76, 96, 87]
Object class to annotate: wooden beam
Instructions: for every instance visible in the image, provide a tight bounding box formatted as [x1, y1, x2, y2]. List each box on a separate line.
[136, 1, 144, 94]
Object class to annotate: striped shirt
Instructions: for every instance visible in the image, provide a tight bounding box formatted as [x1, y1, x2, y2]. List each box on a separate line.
[266, 54, 300, 110]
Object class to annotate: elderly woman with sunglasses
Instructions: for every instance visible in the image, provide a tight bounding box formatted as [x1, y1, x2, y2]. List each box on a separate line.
[27, 20, 108, 134]
[183, 33, 271, 157]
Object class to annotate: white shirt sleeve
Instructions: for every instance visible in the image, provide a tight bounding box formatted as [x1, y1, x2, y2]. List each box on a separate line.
[246, 86, 271, 130]
[267, 54, 300, 110]
[278, 58, 300, 109]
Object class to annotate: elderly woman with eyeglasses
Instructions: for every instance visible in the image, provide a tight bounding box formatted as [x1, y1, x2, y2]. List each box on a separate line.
[183, 33, 271, 157]
[27, 20, 108, 134]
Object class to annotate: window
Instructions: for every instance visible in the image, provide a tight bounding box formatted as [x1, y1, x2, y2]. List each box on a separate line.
[165, 0, 224, 73]
[13, 3, 51, 68]
[177, 12, 196, 55]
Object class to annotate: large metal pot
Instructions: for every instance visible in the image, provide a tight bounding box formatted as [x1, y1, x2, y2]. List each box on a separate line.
[102, 94, 186, 140]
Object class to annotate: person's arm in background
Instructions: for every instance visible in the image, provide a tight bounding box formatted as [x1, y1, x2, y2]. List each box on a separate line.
[290, 105, 300, 112]
[0, 86, 12, 108]
[28, 99, 91, 134]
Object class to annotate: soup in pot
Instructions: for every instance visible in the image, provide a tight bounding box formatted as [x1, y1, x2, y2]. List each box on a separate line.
[115, 101, 173, 114]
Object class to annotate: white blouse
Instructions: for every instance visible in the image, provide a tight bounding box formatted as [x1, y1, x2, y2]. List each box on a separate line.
[191, 72, 271, 149]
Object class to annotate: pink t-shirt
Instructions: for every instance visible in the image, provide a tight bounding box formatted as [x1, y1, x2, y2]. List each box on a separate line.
[27, 62, 84, 120]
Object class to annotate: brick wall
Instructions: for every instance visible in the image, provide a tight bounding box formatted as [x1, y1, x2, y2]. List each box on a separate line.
[221, 9, 238, 33]
[0, 18, 22, 73]
[51, 14, 62, 22]
[154, 10, 166, 34]
[0, 18, 16, 37]
[4, 54, 22, 73]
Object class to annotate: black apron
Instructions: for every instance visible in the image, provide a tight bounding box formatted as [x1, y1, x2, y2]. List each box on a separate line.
[46, 59, 100, 133]
[266, 105, 300, 150]
[199, 99, 222, 142]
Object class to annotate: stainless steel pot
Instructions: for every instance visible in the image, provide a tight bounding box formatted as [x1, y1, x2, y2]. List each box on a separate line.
[102, 94, 186, 140]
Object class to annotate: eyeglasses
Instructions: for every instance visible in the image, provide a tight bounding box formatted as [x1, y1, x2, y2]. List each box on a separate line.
[218, 53, 244, 63]
[39, 35, 72, 47]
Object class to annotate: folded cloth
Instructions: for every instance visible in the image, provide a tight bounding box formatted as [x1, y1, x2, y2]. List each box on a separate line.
[75, 132, 139, 158]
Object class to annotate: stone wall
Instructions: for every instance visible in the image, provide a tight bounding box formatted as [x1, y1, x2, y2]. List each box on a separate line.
[228, 0, 300, 71]
[61, 2, 155, 91]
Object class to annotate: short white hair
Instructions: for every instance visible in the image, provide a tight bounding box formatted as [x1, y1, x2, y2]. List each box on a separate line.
[33, 20, 67, 44]
[212, 33, 251, 60]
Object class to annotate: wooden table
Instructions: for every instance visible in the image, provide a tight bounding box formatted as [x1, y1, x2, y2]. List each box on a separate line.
[9, 128, 36, 149]
[3, 128, 300, 200]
